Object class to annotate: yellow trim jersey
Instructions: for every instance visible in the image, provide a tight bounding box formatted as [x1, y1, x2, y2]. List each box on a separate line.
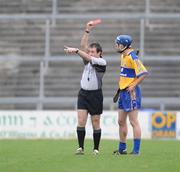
[119, 49, 148, 90]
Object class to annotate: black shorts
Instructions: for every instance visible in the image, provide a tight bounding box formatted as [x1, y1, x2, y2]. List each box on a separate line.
[77, 88, 103, 115]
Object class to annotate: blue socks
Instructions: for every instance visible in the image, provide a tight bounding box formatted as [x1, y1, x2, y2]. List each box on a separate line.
[119, 142, 126, 153]
[119, 139, 141, 154]
[133, 138, 141, 154]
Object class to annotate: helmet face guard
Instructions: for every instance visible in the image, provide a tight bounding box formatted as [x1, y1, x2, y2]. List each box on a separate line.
[116, 44, 128, 53]
[115, 35, 133, 53]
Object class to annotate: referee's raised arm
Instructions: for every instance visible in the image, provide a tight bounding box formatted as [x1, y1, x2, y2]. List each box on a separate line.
[80, 21, 95, 52]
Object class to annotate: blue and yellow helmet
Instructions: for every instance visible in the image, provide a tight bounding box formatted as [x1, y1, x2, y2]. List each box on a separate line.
[116, 35, 133, 47]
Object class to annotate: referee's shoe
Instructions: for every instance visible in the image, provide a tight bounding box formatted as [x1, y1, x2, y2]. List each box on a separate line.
[75, 147, 84, 155]
[93, 149, 99, 155]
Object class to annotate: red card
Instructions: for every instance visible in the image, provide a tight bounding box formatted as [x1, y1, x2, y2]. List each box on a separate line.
[89, 19, 102, 26]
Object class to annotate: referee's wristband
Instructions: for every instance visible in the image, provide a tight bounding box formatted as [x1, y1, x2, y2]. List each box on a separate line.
[85, 30, 90, 33]
[75, 49, 79, 54]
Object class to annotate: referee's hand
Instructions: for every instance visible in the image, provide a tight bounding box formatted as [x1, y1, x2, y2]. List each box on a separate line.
[86, 21, 95, 31]
[86, 19, 102, 31]
[64, 46, 78, 54]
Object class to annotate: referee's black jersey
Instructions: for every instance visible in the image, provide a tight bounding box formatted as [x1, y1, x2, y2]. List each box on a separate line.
[80, 57, 106, 90]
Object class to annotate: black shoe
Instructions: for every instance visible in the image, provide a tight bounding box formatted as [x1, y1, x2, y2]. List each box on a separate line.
[113, 149, 127, 155]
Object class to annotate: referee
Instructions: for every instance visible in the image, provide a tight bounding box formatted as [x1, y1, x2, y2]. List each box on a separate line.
[64, 21, 106, 155]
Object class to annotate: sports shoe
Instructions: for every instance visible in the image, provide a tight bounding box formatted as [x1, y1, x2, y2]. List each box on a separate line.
[113, 149, 127, 155]
[129, 151, 139, 155]
[75, 147, 84, 155]
[93, 149, 99, 155]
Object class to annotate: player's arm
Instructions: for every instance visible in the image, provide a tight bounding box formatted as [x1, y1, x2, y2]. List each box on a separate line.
[64, 46, 92, 62]
[127, 75, 147, 92]
[127, 57, 149, 92]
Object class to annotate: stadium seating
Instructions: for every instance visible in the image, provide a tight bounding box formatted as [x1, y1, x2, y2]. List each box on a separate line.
[0, 0, 179, 14]
[0, 0, 180, 56]
[0, 0, 179, 110]
[0, 0, 52, 14]
[0, 18, 180, 56]
[46, 59, 180, 97]
[0, 58, 179, 110]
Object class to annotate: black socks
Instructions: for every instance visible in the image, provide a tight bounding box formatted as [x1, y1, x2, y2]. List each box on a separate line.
[77, 127, 86, 149]
[93, 129, 101, 150]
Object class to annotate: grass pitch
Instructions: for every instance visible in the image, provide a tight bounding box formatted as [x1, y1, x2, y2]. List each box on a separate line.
[0, 139, 180, 172]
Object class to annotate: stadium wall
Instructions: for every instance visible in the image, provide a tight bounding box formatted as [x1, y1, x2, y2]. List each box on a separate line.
[0, 111, 179, 140]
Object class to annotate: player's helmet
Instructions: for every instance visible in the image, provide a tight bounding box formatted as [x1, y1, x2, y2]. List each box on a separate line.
[116, 35, 133, 47]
